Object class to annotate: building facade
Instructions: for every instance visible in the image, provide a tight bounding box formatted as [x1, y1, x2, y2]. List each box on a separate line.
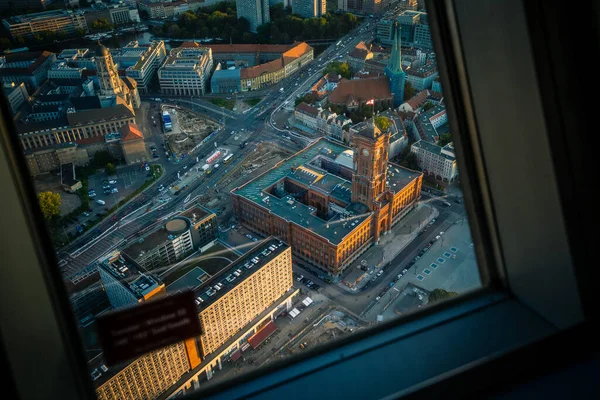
[231, 130, 422, 278]
[385, 21, 406, 107]
[236, 0, 270, 33]
[405, 62, 438, 91]
[117, 40, 167, 93]
[120, 123, 147, 164]
[294, 102, 319, 130]
[159, 44, 213, 96]
[411, 140, 458, 182]
[293, 0, 326, 18]
[178, 204, 218, 250]
[125, 216, 195, 271]
[2, 9, 88, 39]
[2, 82, 28, 115]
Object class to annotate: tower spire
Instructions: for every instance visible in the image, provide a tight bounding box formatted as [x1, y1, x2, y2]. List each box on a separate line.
[387, 22, 403, 73]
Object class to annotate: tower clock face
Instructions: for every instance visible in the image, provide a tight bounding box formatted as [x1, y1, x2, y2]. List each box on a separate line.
[362, 148, 370, 156]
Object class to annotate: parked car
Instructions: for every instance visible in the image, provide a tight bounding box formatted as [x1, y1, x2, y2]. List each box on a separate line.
[377, 270, 384, 277]
[296, 274, 304, 282]
[108, 180, 117, 184]
[83, 212, 89, 217]
[111, 188, 118, 193]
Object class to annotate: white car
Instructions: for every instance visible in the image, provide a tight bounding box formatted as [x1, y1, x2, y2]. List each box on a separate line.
[377, 270, 384, 277]
[145, 165, 150, 171]
[108, 180, 117, 184]
[376, 296, 381, 301]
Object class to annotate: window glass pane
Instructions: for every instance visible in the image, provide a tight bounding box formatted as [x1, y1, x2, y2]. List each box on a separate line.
[0, 0, 481, 398]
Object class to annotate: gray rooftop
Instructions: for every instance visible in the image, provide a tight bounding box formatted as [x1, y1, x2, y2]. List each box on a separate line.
[412, 140, 456, 161]
[188, 238, 289, 312]
[97, 251, 163, 300]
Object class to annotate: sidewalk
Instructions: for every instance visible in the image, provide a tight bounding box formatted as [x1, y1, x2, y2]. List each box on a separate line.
[337, 203, 439, 293]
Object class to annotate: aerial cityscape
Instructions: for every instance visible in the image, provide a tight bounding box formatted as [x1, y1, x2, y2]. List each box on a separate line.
[0, 0, 480, 399]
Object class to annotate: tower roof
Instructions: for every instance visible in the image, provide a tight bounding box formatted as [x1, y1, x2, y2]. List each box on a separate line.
[95, 42, 109, 57]
[387, 22, 403, 74]
[356, 120, 383, 140]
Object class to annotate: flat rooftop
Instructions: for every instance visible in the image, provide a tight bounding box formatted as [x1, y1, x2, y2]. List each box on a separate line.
[124, 217, 191, 260]
[97, 251, 162, 300]
[191, 238, 289, 313]
[178, 204, 213, 224]
[233, 138, 420, 244]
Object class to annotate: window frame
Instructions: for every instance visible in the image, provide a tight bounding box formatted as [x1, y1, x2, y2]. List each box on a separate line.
[0, 0, 590, 399]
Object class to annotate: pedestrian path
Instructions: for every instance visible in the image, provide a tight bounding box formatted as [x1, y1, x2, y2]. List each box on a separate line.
[337, 203, 439, 293]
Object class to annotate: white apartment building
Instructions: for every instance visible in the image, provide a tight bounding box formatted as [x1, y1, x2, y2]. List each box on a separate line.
[294, 102, 319, 130]
[411, 140, 458, 182]
[117, 41, 167, 93]
[158, 46, 213, 96]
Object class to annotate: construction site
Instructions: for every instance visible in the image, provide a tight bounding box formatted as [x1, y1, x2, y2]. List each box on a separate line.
[163, 106, 220, 155]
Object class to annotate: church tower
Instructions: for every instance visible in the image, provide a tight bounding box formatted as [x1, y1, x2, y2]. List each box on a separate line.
[385, 22, 406, 108]
[351, 120, 391, 211]
[95, 43, 124, 97]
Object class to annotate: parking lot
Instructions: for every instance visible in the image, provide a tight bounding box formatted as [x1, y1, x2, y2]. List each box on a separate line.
[84, 165, 151, 223]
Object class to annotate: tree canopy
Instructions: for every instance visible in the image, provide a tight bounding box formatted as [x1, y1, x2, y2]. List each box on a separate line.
[404, 81, 416, 101]
[155, 1, 360, 44]
[428, 288, 458, 303]
[438, 133, 452, 147]
[422, 101, 435, 112]
[91, 18, 113, 32]
[38, 191, 61, 220]
[105, 163, 117, 176]
[324, 61, 352, 79]
[374, 116, 392, 132]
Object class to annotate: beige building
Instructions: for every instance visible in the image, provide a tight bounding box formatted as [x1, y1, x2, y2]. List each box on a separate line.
[24, 142, 89, 176]
[159, 43, 213, 96]
[121, 123, 147, 164]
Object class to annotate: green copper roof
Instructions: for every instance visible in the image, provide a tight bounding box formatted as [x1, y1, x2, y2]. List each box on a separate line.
[387, 22, 403, 74]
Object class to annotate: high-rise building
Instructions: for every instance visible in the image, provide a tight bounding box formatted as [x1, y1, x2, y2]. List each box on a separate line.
[93, 250, 201, 400]
[236, 0, 270, 33]
[162, 238, 299, 395]
[293, 0, 326, 18]
[385, 21, 406, 107]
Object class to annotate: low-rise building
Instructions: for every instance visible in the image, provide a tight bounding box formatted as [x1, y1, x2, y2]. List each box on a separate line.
[48, 61, 85, 80]
[0, 51, 56, 91]
[2, 9, 88, 39]
[411, 103, 448, 143]
[2, 82, 29, 115]
[210, 65, 242, 94]
[294, 102, 319, 130]
[411, 140, 458, 182]
[405, 62, 438, 91]
[120, 123, 147, 164]
[328, 76, 393, 110]
[159, 43, 213, 96]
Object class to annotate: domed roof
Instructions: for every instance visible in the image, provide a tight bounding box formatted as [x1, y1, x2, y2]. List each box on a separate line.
[95, 42, 109, 57]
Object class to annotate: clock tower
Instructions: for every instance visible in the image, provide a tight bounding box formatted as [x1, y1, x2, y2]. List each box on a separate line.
[351, 120, 390, 210]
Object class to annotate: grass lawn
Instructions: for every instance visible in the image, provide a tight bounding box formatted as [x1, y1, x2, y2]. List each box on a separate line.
[244, 97, 262, 107]
[210, 98, 235, 110]
[162, 242, 240, 285]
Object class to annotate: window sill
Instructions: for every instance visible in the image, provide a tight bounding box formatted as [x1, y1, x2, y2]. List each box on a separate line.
[186, 291, 555, 400]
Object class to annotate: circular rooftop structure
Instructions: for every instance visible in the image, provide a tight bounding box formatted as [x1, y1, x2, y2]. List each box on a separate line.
[335, 149, 354, 169]
[166, 217, 190, 234]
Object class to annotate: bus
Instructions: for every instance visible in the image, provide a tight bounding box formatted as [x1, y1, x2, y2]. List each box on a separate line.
[223, 154, 233, 164]
[162, 111, 172, 132]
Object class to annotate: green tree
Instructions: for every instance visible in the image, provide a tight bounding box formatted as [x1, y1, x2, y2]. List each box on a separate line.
[428, 288, 458, 303]
[324, 61, 352, 79]
[38, 191, 61, 220]
[105, 163, 117, 176]
[139, 9, 149, 20]
[92, 18, 113, 32]
[404, 81, 416, 101]
[438, 133, 452, 147]
[422, 101, 434, 112]
[399, 149, 420, 171]
[374, 115, 392, 132]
